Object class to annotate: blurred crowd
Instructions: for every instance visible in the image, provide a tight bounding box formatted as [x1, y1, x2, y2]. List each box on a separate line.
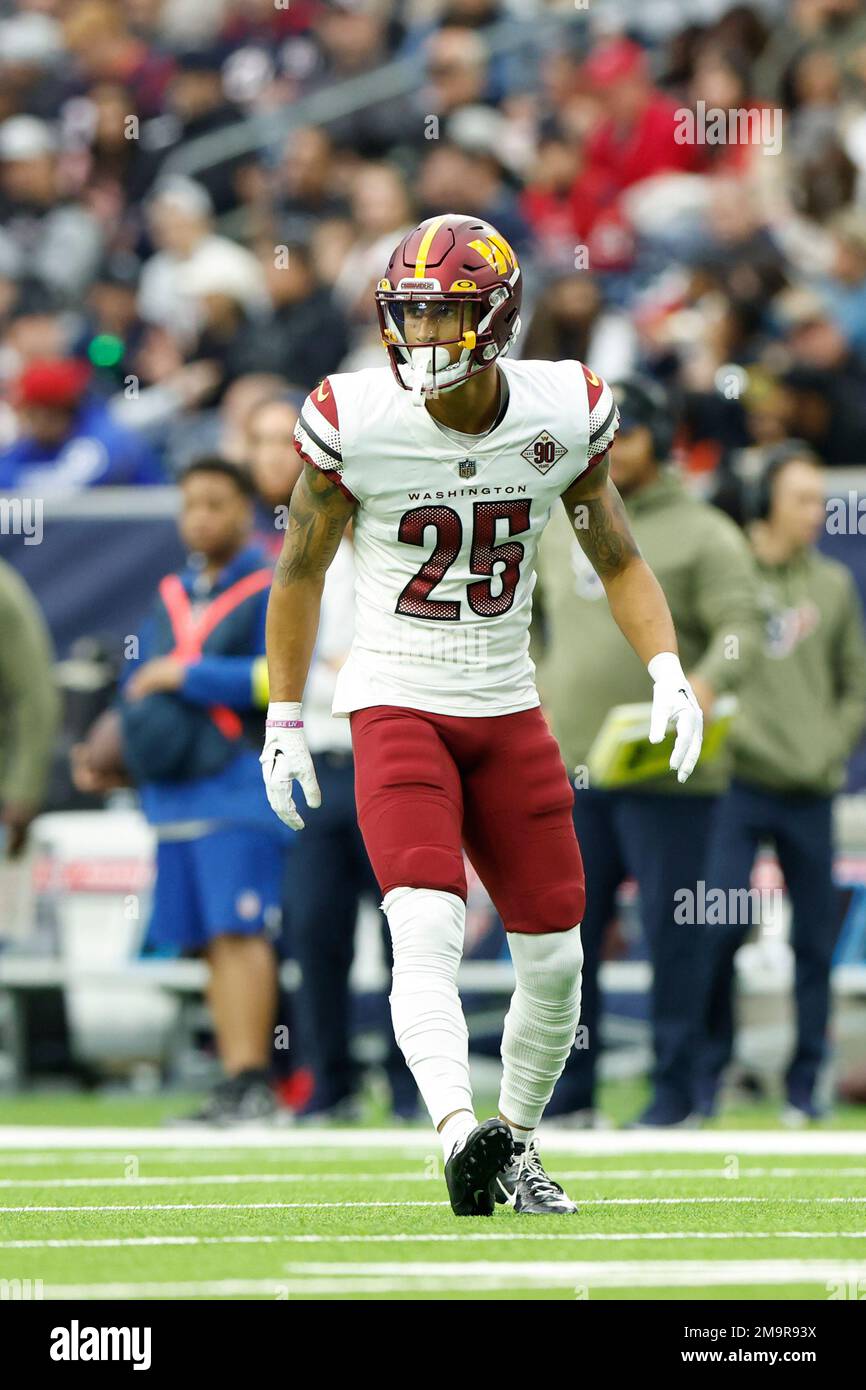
[0, 0, 865, 492]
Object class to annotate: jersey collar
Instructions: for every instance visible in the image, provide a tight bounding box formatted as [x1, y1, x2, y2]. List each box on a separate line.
[399, 365, 513, 475]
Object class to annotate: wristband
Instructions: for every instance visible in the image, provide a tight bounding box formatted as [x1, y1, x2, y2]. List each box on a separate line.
[266, 700, 304, 730]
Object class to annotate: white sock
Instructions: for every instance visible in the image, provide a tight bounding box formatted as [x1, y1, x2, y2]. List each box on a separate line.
[498, 926, 584, 1133]
[505, 1122, 536, 1152]
[383, 886, 474, 1132]
[439, 1109, 477, 1161]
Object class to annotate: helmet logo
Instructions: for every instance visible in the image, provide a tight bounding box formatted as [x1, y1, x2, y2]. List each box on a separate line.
[468, 231, 517, 275]
[449, 279, 478, 291]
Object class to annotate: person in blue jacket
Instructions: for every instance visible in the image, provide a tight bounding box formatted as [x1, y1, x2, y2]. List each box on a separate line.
[0, 358, 164, 492]
[120, 457, 290, 1123]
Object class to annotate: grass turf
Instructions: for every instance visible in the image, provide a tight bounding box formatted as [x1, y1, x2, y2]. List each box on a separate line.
[1, 1090, 865, 1300]
[2, 1079, 865, 1130]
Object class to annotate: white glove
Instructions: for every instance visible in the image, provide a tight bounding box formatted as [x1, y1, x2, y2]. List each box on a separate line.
[259, 701, 321, 830]
[647, 652, 703, 785]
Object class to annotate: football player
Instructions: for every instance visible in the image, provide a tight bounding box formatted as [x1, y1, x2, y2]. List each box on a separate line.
[260, 214, 702, 1215]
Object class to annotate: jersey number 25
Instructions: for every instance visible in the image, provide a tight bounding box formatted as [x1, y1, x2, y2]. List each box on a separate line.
[396, 499, 531, 620]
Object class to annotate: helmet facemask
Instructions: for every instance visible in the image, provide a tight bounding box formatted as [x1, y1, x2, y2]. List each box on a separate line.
[376, 282, 520, 403]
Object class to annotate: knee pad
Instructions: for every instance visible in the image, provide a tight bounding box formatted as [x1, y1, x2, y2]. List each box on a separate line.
[508, 925, 584, 1005]
[383, 886, 465, 982]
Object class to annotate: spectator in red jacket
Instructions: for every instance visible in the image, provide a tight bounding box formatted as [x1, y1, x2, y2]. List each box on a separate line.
[520, 125, 633, 272]
[581, 38, 706, 202]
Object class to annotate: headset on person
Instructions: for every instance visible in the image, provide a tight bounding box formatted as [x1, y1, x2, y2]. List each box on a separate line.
[610, 375, 677, 460]
[739, 440, 823, 523]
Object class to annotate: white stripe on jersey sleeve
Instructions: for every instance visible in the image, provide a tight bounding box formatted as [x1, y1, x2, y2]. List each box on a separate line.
[588, 378, 620, 461]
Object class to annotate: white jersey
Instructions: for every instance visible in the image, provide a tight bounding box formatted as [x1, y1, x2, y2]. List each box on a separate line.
[294, 357, 619, 718]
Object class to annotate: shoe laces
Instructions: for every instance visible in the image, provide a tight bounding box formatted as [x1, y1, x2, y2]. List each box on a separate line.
[515, 1141, 566, 1199]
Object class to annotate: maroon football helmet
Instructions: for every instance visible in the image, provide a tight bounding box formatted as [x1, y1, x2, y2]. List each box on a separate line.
[375, 213, 523, 398]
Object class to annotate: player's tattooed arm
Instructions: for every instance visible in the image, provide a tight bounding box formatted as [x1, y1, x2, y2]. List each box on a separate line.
[560, 459, 678, 667]
[561, 458, 640, 578]
[274, 462, 355, 587]
[266, 463, 355, 702]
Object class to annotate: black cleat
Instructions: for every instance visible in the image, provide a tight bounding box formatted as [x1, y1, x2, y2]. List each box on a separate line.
[171, 1074, 277, 1127]
[445, 1118, 514, 1216]
[495, 1139, 577, 1214]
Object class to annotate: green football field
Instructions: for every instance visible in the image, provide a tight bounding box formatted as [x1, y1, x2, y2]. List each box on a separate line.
[2, 1090, 866, 1300]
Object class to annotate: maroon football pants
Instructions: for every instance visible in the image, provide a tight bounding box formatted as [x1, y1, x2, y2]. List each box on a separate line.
[350, 703, 585, 935]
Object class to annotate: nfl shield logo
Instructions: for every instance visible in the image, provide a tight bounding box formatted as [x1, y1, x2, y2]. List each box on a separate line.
[457, 458, 477, 479]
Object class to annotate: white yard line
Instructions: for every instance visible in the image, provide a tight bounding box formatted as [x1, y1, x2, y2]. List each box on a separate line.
[0, 1150, 428, 1162]
[1, 1166, 865, 1189]
[0, 1200, 449, 1213]
[282, 1257, 866, 1281]
[4, 1195, 866, 1214]
[2, 1127, 866, 1154]
[3, 1230, 866, 1251]
[557, 1167, 866, 1179]
[35, 1259, 866, 1297]
[0, 1173, 444, 1190]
